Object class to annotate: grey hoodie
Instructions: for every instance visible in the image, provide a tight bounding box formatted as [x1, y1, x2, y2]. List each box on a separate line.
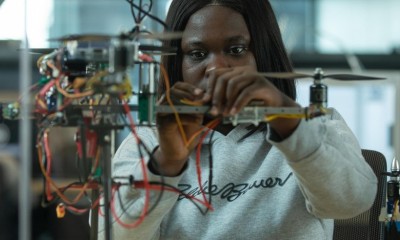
[98, 109, 377, 240]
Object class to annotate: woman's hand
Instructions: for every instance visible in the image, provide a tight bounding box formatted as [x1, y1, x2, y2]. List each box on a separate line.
[203, 66, 301, 139]
[154, 82, 206, 176]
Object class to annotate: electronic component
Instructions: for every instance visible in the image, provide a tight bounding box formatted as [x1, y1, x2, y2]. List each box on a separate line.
[56, 203, 66, 218]
[138, 63, 157, 124]
[2, 102, 20, 120]
[309, 68, 328, 108]
[387, 158, 400, 217]
[380, 157, 400, 234]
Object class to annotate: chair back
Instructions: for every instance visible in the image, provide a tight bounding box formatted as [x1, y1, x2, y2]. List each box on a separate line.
[333, 149, 387, 240]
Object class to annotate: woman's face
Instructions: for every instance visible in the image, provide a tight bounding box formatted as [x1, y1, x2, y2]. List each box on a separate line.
[181, 5, 257, 90]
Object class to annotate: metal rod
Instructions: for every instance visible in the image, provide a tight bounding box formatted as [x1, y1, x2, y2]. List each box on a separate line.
[102, 130, 114, 240]
[79, 120, 90, 180]
[90, 189, 100, 240]
[19, 0, 32, 239]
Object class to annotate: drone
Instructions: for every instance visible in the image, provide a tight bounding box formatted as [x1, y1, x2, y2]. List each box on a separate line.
[2, 1, 386, 240]
[7, 45, 386, 126]
[155, 68, 385, 126]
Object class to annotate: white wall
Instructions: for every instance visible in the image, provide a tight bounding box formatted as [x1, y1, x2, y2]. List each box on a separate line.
[317, 0, 400, 53]
[296, 69, 397, 169]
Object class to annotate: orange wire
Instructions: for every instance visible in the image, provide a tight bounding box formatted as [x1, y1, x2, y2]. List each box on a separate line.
[180, 98, 203, 106]
[38, 132, 101, 205]
[185, 118, 221, 148]
[159, 65, 189, 145]
[55, 77, 94, 99]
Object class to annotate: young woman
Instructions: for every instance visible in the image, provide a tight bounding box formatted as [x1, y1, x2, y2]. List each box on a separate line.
[99, 1, 377, 239]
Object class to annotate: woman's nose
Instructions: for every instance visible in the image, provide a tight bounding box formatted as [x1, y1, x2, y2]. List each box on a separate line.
[205, 53, 230, 72]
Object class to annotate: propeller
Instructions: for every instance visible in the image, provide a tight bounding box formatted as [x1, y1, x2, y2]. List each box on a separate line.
[48, 34, 113, 42]
[139, 45, 177, 55]
[48, 31, 183, 42]
[260, 72, 312, 79]
[136, 32, 183, 40]
[22, 45, 176, 56]
[260, 68, 385, 81]
[260, 68, 386, 110]
[26, 48, 57, 54]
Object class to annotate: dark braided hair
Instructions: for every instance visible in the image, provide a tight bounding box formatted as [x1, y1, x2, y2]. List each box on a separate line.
[159, 0, 296, 100]
[159, 0, 297, 137]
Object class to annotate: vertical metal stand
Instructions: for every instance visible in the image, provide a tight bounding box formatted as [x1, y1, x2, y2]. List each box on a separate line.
[394, 76, 400, 162]
[19, 0, 32, 239]
[98, 129, 116, 240]
[90, 188, 100, 240]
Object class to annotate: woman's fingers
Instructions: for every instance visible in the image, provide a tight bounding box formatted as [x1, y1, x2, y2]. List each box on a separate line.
[231, 84, 273, 114]
[203, 68, 233, 106]
[210, 69, 243, 115]
[205, 66, 283, 116]
[225, 74, 255, 114]
[160, 82, 204, 105]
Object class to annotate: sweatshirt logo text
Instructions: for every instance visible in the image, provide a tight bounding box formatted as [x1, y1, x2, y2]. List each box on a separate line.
[177, 172, 293, 202]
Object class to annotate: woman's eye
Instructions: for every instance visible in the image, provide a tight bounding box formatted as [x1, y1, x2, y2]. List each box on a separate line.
[228, 46, 247, 55]
[188, 50, 207, 60]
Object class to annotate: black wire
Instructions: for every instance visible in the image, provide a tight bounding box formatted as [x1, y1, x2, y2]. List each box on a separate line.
[126, 0, 162, 31]
[99, 178, 209, 235]
[115, 103, 212, 218]
[126, 0, 140, 24]
[118, 106, 216, 215]
[114, 107, 165, 218]
[204, 128, 216, 214]
[92, 94, 105, 120]
[40, 180, 93, 208]
[115, 183, 137, 219]
[137, 141, 165, 216]
[138, 0, 143, 22]
[130, 1, 169, 30]
[147, 181, 211, 216]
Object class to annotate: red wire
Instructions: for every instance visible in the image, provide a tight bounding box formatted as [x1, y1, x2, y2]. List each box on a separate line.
[111, 97, 219, 227]
[43, 131, 54, 201]
[39, 79, 55, 97]
[110, 185, 147, 228]
[112, 98, 150, 228]
[110, 182, 214, 229]
[195, 120, 220, 211]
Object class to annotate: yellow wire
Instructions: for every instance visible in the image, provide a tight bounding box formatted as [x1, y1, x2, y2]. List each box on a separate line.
[85, 70, 111, 88]
[37, 55, 44, 68]
[159, 64, 189, 145]
[265, 114, 307, 122]
[55, 77, 94, 99]
[159, 65, 222, 149]
[180, 98, 203, 106]
[264, 107, 330, 122]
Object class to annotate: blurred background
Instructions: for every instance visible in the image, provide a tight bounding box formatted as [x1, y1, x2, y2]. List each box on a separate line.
[0, 0, 399, 239]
